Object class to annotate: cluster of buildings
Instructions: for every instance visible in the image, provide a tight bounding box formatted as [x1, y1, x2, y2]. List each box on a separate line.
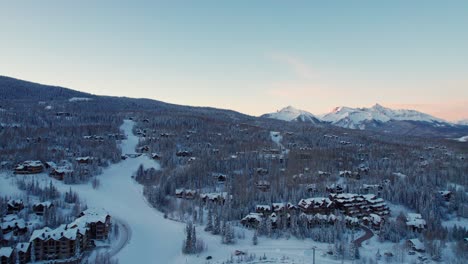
[13, 157, 94, 181]
[0, 208, 111, 264]
[175, 189, 230, 204]
[241, 193, 390, 230]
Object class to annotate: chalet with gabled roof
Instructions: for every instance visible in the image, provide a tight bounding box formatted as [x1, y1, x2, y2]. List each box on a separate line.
[407, 238, 425, 252]
[326, 183, 344, 194]
[75, 156, 92, 164]
[33, 201, 54, 215]
[255, 205, 272, 215]
[175, 189, 198, 200]
[1, 216, 27, 236]
[7, 200, 23, 214]
[240, 213, 262, 228]
[406, 213, 426, 232]
[15, 243, 30, 264]
[0, 247, 13, 264]
[200, 192, 228, 204]
[438, 190, 452, 201]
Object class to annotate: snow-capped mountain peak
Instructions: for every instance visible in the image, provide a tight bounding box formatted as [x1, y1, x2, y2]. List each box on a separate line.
[261, 106, 321, 124]
[321, 103, 447, 129]
[260, 103, 461, 132]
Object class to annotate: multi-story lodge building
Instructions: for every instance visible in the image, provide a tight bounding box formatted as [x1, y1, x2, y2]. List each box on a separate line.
[241, 193, 390, 229]
[29, 208, 111, 263]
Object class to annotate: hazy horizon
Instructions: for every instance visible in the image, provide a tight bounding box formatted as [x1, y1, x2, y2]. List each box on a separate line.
[1, 1, 467, 121]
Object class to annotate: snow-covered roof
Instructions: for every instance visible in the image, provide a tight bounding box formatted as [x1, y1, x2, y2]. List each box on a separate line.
[241, 213, 262, 222]
[256, 205, 271, 211]
[30, 222, 88, 242]
[200, 192, 228, 200]
[45, 161, 57, 168]
[392, 172, 407, 178]
[3, 214, 18, 222]
[15, 160, 43, 169]
[54, 166, 74, 173]
[74, 208, 110, 225]
[7, 199, 23, 207]
[363, 213, 382, 225]
[75, 156, 91, 161]
[298, 197, 333, 209]
[272, 202, 285, 211]
[256, 180, 270, 185]
[438, 190, 451, 196]
[1, 218, 26, 230]
[33, 201, 53, 207]
[15, 242, 30, 253]
[408, 238, 425, 251]
[345, 216, 359, 224]
[0, 247, 13, 257]
[406, 213, 426, 228]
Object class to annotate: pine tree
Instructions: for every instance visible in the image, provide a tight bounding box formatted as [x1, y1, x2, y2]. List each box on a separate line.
[198, 206, 204, 225]
[183, 222, 193, 254]
[266, 217, 273, 238]
[222, 223, 234, 244]
[212, 212, 220, 235]
[204, 209, 213, 232]
[191, 225, 197, 253]
[252, 231, 258, 245]
[349, 242, 359, 260]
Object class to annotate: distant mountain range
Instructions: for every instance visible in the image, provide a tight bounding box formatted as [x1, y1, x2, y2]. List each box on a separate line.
[319, 103, 447, 129]
[1, 75, 467, 138]
[261, 104, 468, 137]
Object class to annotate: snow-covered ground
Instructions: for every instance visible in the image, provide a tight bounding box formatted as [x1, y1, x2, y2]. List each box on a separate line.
[1, 120, 440, 263]
[442, 217, 468, 229]
[454, 135, 468, 142]
[69, 97, 93, 102]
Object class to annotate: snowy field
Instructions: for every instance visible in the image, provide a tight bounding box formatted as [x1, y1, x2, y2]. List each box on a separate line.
[0, 120, 445, 263]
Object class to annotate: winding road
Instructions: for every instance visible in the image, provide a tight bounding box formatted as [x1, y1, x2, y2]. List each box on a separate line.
[353, 225, 374, 247]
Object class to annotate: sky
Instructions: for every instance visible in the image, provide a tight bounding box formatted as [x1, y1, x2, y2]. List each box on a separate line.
[0, 0, 467, 121]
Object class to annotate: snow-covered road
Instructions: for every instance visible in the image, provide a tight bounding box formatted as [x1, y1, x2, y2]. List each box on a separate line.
[75, 120, 186, 263]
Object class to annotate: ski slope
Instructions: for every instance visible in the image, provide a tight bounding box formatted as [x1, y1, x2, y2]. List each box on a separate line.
[64, 120, 186, 263]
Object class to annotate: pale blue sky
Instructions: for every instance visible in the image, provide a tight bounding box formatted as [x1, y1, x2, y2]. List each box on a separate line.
[1, 1, 467, 120]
